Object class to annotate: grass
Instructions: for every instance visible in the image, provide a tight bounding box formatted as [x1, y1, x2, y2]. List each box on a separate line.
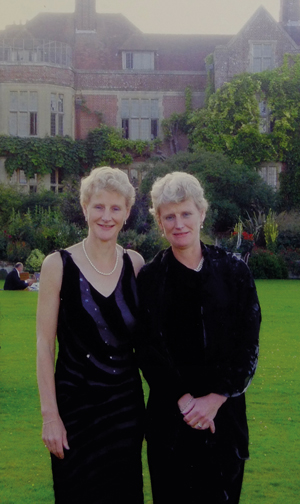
[0, 279, 299, 503]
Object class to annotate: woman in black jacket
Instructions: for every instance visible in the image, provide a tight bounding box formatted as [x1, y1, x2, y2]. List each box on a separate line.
[136, 172, 261, 504]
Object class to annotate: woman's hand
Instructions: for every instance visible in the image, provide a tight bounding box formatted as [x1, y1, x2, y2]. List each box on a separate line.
[42, 416, 70, 459]
[180, 393, 227, 434]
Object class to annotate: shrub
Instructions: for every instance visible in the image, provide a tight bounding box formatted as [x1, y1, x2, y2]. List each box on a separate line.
[248, 248, 288, 279]
[25, 249, 45, 273]
[0, 268, 7, 279]
[277, 231, 300, 250]
[118, 227, 166, 262]
[6, 241, 31, 263]
[279, 248, 300, 277]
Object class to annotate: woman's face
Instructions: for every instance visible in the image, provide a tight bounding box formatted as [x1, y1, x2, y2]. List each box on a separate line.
[83, 189, 129, 242]
[158, 198, 205, 251]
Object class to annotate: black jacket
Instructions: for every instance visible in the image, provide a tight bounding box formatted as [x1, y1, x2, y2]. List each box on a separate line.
[4, 269, 28, 290]
[136, 244, 261, 459]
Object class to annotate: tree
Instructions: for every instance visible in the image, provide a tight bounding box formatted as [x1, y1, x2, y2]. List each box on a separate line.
[188, 55, 300, 209]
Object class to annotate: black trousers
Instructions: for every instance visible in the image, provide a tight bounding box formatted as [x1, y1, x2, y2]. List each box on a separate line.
[147, 436, 245, 504]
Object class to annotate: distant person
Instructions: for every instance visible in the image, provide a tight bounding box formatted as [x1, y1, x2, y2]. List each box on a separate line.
[4, 262, 34, 290]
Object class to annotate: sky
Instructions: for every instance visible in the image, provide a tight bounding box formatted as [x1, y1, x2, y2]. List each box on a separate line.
[0, 0, 281, 35]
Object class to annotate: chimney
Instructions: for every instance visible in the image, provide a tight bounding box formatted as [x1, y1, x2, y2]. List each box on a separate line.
[75, 0, 96, 31]
[280, 0, 300, 26]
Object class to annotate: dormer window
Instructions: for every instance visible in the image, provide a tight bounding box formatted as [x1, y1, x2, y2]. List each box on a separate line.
[251, 43, 274, 72]
[122, 51, 154, 70]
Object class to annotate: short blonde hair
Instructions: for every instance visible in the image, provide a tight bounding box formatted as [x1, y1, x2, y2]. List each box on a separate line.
[150, 171, 208, 220]
[80, 167, 135, 208]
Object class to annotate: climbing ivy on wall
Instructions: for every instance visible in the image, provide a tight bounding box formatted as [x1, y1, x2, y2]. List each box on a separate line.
[188, 54, 300, 208]
[0, 124, 160, 180]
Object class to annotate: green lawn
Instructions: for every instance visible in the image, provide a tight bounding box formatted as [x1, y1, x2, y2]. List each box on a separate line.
[0, 279, 299, 503]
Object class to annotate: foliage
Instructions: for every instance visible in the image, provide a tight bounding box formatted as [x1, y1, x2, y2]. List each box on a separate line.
[277, 231, 300, 250]
[140, 151, 276, 232]
[279, 248, 300, 277]
[0, 183, 23, 227]
[59, 177, 86, 229]
[25, 249, 45, 273]
[276, 210, 300, 233]
[264, 209, 279, 252]
[0, 203, 86, 261]
[161, 87, 193, 154]
[188, 73, 275, 166]
[248, 248, 288, 279]
[189, 55, 300, 209]
[6, 241, 31, 263]
[0, 135, 86, 179]
[118, 227, 166, 262]
[0, 125, 159, 182]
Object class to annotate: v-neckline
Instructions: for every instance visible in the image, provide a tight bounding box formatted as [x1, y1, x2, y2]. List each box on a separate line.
[67, 250, 126, 299]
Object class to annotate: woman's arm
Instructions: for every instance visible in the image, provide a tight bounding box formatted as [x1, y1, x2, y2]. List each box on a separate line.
[36, 252, 69, 459]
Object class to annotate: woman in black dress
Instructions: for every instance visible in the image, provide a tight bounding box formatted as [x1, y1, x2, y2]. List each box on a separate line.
[37, 167, 145, 503]
[136, 172, 261, 504]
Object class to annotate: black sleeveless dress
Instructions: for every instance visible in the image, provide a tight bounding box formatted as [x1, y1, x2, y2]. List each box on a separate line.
[51, 250, 145, 504]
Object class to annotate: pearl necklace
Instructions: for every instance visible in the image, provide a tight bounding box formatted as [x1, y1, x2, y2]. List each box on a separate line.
[194, 256, 204, 272]
[82, 239, 119, 276]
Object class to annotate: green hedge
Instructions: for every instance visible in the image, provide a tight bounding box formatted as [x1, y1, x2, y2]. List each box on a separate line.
[248, 248, 288, 279]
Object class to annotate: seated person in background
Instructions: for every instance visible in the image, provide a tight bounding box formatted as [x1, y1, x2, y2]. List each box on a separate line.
[4, 262, 35, 290]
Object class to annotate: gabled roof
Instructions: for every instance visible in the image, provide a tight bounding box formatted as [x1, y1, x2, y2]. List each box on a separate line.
[227, 5, 299, 49]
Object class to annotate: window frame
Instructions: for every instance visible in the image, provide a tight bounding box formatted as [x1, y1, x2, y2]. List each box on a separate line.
[9, 90, 38, 137]
[121, 98, 159, 141]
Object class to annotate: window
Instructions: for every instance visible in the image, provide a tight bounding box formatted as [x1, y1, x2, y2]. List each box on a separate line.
[121, 98, 159, 140]
[9, 91, 38, 136]
[122, 52, 154, 70]
[259, 165, 281, 190]
[50, 168, 63, 193]
[50, 93, 64, 136]
[252, 43, 274, 73]
[258, 100, 271, 133]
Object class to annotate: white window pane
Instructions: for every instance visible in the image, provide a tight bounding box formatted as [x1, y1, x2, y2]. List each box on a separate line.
[121, 99, 130, 118]
[133, 52, 142, 69]
[130, 119, 140, 140]
[141, 52, 152, 69]
[29, 91, 38, 111]
[253, 58, 262, 73]
[19, 91, 28, 112]
[260, 167, 267, 182]
[268, 167, 277, 188]
[253, 45, 262, 57]
[10, 92, 18, 111]
[141, 99, 149, 118]
[19, 170, 27, 184]
[131, 99, 139, 118]
[9, 112, 18, 135]
[140, 119, 150, 140]
[19, 113, 28, 136]
[151, 99, 159, 118]
[263, 44, 272, 57]
[58, 94, 64, 112]
[51, 94, 57, 112]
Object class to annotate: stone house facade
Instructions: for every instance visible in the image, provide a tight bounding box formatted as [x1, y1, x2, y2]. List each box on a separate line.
[0, 0, 299, 191]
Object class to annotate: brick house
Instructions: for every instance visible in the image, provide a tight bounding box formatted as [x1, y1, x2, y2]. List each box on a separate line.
[0, 0, 299, 191]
